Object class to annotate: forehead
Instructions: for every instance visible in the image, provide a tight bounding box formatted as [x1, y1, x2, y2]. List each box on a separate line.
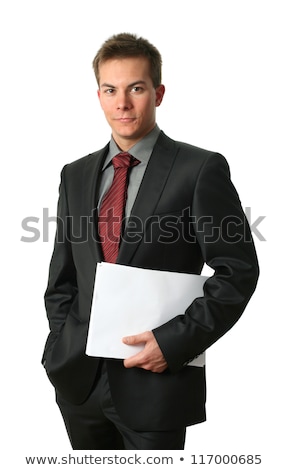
[98, 56, 152, 85]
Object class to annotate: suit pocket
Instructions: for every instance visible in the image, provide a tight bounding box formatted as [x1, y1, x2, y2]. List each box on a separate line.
[44, 313, 89, 389]
[42, 331, 59, 370]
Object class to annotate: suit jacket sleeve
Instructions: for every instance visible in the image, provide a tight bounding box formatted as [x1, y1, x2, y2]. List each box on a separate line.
[153, 153, 259, 373]
[42, 165, 78, 360]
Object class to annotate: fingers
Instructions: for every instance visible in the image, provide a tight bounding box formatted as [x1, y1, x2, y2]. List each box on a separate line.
[123, 350, 144, 369]
[122, 331, 150, 346]
[122, 332, 149, 369]
[122, 331, 168, 373]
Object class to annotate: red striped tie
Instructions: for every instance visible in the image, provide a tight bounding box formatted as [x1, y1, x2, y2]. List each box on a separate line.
[98, 152, 140, 263]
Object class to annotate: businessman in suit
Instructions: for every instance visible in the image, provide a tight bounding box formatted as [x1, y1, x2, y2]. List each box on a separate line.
[42, 33, 259, 450]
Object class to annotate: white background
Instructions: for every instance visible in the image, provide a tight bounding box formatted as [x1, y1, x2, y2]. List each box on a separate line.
[1, 0, 288, 468]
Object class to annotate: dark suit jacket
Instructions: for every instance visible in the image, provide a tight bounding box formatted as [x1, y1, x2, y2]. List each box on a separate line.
[42, 131, 259, 431]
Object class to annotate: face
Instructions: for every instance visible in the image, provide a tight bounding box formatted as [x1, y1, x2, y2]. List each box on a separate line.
[97, 57, 165, 150]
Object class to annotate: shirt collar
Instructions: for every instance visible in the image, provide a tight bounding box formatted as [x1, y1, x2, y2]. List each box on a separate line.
[101, 125, 161, 171]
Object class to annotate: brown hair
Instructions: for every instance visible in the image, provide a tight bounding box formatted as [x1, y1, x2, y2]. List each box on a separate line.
[92, 33, 162, 88]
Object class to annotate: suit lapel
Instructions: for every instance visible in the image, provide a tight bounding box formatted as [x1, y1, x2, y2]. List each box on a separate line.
[117, 132, 178, 264]
[81, 144, 109, 262]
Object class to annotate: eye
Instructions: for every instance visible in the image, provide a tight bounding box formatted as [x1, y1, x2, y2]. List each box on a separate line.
[104, 88, 115, 95]
[131, 86, 143, 93]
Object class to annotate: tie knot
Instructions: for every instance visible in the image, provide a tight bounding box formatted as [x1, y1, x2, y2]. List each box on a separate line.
[112, 152, 140, 169]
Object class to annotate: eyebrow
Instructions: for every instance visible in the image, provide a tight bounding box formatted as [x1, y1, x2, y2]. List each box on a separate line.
[100, 80, 147, 89]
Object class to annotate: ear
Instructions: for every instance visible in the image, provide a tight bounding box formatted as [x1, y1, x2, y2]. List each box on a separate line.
[155, 84, 165, 107]
[97, 89, 104, 110]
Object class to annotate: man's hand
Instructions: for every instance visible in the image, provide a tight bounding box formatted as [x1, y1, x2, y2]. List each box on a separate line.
[122, 331, 168, 373]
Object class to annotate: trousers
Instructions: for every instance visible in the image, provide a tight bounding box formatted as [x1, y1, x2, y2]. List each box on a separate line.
[56, 360, 186, 450]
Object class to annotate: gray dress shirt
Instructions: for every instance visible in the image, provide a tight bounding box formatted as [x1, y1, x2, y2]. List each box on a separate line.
[97, 125, 161, 219]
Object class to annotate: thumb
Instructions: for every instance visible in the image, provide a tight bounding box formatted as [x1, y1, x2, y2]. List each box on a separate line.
[122, 332, 148, 345]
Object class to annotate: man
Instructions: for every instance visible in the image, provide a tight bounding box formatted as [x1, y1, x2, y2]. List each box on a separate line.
[42, 33, 259, 450]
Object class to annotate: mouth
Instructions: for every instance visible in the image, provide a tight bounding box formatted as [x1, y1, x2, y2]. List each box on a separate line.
[115, 117, 136, 122]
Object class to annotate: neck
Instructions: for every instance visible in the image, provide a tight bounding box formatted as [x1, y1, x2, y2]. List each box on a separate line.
[112, 125, 157, 152]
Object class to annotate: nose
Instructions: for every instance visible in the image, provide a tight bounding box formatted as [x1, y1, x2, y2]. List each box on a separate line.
[116, 90, 132, 110]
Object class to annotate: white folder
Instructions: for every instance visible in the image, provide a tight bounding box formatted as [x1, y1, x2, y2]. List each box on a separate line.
[86, 262, 208, 367]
